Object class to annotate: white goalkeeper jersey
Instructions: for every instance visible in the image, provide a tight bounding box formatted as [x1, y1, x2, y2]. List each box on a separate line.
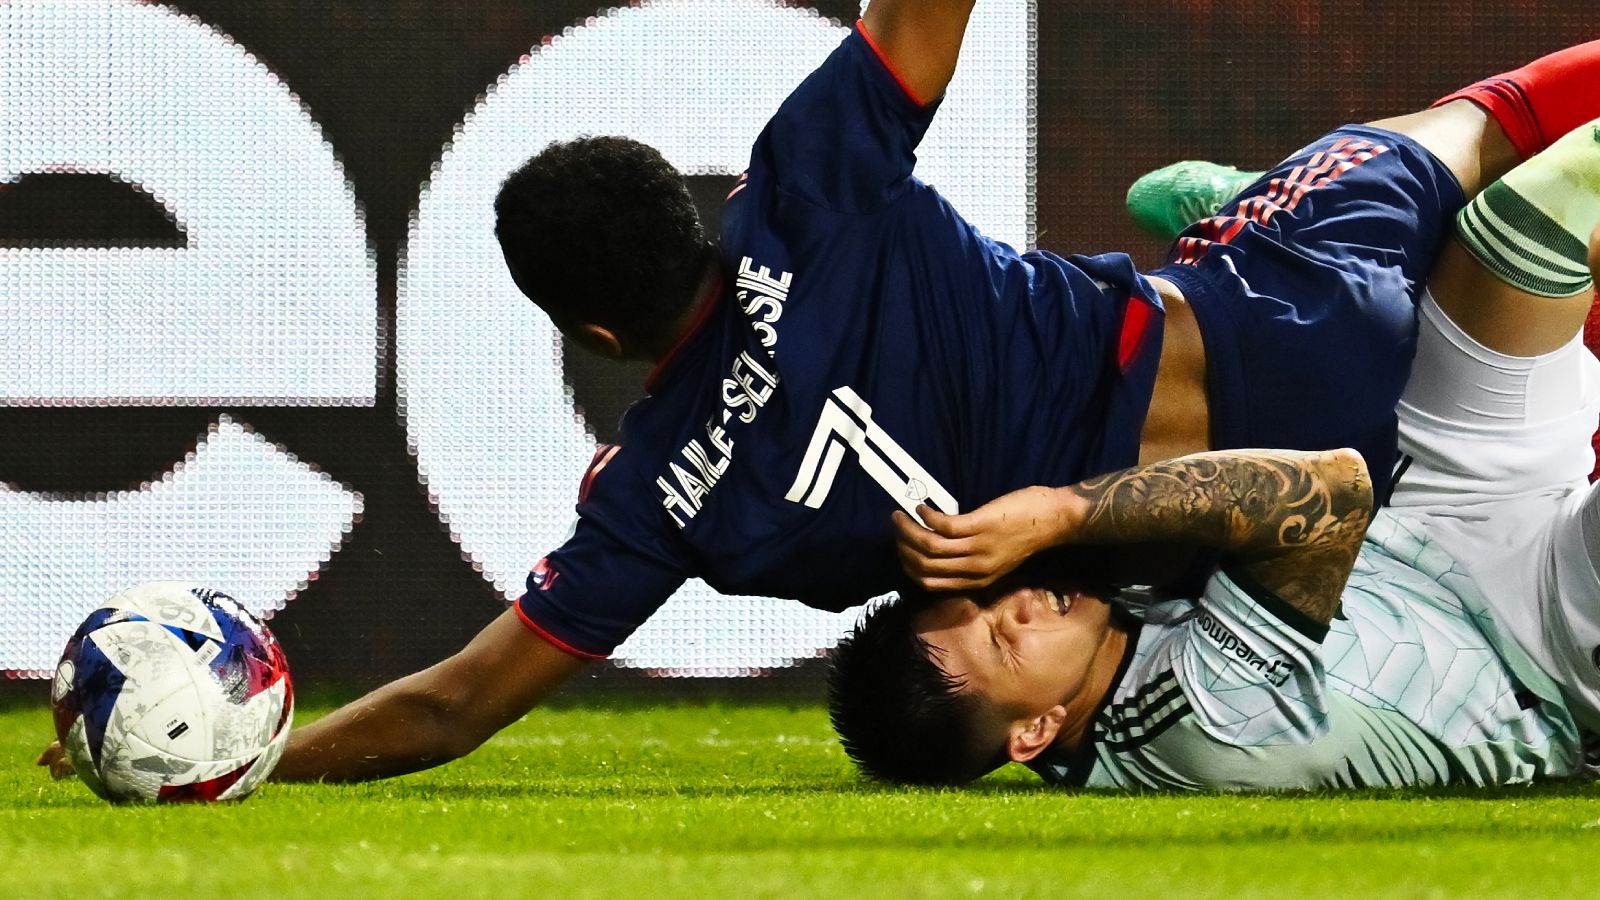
[1028, 512, 1583, 791]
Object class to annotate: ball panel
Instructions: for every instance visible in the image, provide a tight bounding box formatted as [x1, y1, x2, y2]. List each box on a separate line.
[201, 589, 290, 704]
[51, 659, 81, 745]
[116, 728, 284, 804]
[92, 679, 214, 803]
[155, 757, 254, 804]
[51, 603, 163, 748]
[90, 620, 206, 731]
[61, 716, 110, 802]
[111, 582, 226, 642]
[60, 627, 130, 768]
[117, 674, 214, 763]
[217, 704, 292, 801]
[274, 662, 295, 737]
[206, 675, 291, 760]
[98, 734, 203, 802]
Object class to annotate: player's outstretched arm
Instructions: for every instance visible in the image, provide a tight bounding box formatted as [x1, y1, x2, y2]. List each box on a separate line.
[270, 608, 591, 783]
[895, 449, 1372, 624]
[860, 0, 978, 104]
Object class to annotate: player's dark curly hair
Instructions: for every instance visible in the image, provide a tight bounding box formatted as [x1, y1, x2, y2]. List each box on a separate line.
[494, 136, 710, 357]
[827, 594, 1009, 786]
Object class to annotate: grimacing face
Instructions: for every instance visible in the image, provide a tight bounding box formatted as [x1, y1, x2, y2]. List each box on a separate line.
[913, 582, 1118, 758]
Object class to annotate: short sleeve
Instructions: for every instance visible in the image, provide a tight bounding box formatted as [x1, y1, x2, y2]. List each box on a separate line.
[515, 448, 690, 659]
[1173, 568, 1332, 746]
[752, 22, 940, 213]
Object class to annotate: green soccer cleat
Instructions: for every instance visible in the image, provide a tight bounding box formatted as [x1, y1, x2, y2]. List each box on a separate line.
[1125, 161, 1263, 242]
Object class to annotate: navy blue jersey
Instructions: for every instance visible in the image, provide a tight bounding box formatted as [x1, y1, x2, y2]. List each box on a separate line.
[517, 24, 1165, 658]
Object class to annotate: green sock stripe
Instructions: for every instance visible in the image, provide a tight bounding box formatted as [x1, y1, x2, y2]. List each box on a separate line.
[1458, 208, 1594, 297]
[1467, 193, 1591, 283]
[1479, 182, 1591, 271]
[1457, 185, 1594, 297]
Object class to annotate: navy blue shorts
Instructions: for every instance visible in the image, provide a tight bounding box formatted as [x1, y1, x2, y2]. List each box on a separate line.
[1150, 125, 1467, 500]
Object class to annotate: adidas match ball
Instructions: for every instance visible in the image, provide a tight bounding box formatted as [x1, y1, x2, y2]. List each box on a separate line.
[50, 582, 294, 803]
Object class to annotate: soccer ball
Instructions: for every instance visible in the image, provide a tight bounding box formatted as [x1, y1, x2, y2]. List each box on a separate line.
[50, 582, 294, 803]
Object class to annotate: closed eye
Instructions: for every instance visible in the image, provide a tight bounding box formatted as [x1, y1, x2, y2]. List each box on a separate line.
[988, 620, 1013, 668]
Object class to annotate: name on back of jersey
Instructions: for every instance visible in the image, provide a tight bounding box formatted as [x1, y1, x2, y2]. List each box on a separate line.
[656, 257, 792, 529]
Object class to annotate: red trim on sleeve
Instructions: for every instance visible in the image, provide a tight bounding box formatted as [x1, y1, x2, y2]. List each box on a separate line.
[854, 19, 932, 108]
[644, 270, 724, 392]
[578, 444, 621, 503]
[1118, 298, 1155, 370]
[514, 599, 610, 661]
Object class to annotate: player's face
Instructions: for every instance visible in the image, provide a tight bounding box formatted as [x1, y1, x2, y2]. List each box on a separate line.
[914, 582, 1115, 724]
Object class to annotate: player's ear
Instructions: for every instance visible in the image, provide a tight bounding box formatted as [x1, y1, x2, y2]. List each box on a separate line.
[1006, 705, 1067, 763]
[569, 322, 625, 360]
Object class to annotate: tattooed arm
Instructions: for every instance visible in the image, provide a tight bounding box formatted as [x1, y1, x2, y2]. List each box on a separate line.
[893, 449, 1373, 624]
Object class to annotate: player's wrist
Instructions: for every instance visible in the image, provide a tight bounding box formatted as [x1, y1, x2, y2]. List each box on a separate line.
[1041, 486, 1089, 549]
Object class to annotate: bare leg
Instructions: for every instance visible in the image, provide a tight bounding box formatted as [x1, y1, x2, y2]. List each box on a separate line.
[1426, 238, 1593, 357]
[1367, 101, 1520, 201]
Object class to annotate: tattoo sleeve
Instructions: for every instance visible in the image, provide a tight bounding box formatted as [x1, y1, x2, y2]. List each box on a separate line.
[1064, 449, 1373, 626]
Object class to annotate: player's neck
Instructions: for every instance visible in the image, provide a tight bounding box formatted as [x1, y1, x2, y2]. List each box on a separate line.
[649, 255, 723, 364]
[1053, 620, 1132, 751]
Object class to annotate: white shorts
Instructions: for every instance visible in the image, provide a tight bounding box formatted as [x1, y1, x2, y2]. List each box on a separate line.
[1387, 291, 1600, 731]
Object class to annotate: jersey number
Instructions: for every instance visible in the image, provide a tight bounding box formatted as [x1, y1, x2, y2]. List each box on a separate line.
[784, 386, 958, 523]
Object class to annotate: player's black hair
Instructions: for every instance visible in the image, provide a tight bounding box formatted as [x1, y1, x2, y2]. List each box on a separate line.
[494, 135, 710, 357]
[827, 594, 1009, 786]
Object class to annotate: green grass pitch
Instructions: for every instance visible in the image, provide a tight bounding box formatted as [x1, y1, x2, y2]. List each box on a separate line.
[4, 695, 1599, 899]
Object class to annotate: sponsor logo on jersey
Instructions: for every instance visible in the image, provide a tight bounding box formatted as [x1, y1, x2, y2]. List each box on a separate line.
[1196, 611, 1296, 687]
[529, 558, 559, 592]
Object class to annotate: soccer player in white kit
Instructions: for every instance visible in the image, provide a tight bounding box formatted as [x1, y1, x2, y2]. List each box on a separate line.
[828, 124, 1600, 789]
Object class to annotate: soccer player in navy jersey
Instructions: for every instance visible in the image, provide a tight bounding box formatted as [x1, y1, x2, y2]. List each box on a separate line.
[40, 1, 1598, 783]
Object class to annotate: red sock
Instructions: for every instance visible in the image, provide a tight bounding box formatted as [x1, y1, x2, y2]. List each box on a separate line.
[1434, 39, 1600, 160]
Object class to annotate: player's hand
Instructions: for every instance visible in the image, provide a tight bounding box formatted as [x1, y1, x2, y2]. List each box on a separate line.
[36, 740, 73, 780]
[893, 486, 1075, 592]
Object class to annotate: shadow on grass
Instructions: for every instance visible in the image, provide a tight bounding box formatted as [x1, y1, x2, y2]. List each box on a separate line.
[330, 774, 1600, 805]
[0, 683, 47, 713]
[246, 781, 1600, 853]
[0, 685, 833, 716]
